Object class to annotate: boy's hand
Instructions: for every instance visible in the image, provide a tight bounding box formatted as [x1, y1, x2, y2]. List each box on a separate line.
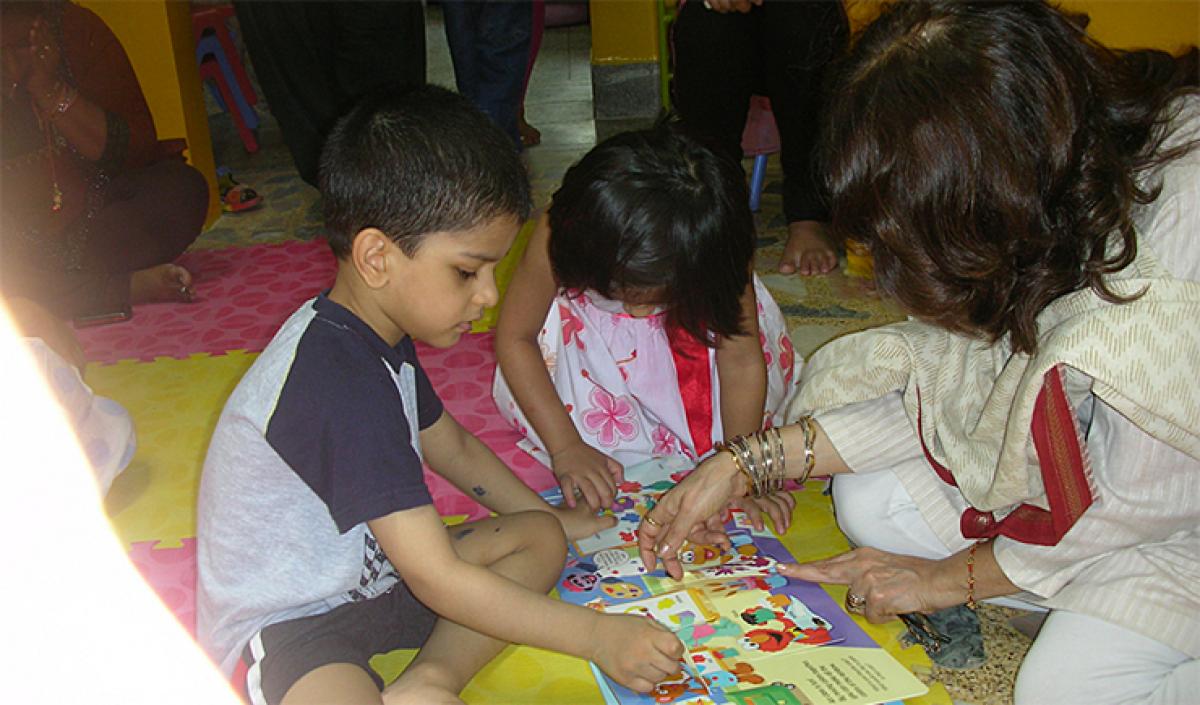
[550, 442, 624, 511]
[550, 501, 617, 542]
[729, 490, 797, 534]
[590, 613, 683, 693]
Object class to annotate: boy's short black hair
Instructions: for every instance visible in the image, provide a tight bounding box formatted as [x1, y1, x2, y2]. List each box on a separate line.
[320, 84, 532, 259]
[547, 120, 755, 345]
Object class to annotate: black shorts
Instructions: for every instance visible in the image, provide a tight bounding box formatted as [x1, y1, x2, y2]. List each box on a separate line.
[239, 583, 438, 705]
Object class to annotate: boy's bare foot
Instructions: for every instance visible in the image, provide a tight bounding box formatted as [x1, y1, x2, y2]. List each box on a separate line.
[130, 263, 194, 305]
[778, 220, 837, 275]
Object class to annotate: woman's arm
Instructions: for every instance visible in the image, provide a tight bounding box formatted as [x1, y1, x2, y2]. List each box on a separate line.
[639, 417, 852, 577]
[493, 214, 622, 509]
[715, 278, 767, 439]
[20, 7, 156, 165]
[780, 542, 1019, 622]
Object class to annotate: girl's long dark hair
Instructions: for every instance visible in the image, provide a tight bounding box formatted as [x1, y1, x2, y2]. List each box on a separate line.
[823, 1, 1198, 354]
[548, 120, 755, 345]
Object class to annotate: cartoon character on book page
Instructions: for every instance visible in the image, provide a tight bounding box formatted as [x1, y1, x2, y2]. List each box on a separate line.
[694, 590, 839, 660]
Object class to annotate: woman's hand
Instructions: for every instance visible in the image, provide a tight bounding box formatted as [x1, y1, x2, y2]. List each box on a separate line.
[550, 442, 624, 511]
[779, 547, 962, 623]
[3, 16, 61, 99]
[637, 453, 746, 579]
[728, 490, 797, 534]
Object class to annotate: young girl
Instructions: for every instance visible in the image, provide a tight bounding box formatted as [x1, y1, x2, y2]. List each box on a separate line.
[494, 122, 801, 513]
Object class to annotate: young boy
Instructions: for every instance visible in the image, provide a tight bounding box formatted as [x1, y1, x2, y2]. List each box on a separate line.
[196, 86, 683, 705]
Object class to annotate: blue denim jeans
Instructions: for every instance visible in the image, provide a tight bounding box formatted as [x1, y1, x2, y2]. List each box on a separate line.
[441, 0, 533, 148]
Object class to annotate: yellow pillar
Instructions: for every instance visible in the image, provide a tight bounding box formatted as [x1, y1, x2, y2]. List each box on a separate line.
[81, 0, 220, 227]
[589, 0, 659, 65]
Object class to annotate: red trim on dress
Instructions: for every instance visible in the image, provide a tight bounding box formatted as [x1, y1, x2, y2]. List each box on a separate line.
[667, 324, 715, 457]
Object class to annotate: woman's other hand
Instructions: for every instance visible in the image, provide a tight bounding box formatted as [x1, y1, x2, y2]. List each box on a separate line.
[779, 547, 960, 623]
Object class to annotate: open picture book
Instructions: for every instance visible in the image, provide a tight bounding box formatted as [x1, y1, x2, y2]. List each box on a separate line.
[549, 457, 929, 705]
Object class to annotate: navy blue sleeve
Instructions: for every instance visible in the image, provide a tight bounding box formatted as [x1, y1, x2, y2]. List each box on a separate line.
[266, 326, 435, 533]
[400, 338, 444, 430]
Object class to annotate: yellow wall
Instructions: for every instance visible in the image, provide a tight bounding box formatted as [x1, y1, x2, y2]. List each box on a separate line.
[590, 0, 660, 64]
[81, 0, 221, 226]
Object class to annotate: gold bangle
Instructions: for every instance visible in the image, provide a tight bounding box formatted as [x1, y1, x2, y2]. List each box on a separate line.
[718, 444, 753, 498]
[966, 540, 987, 610]
[797, 415, 816, 484]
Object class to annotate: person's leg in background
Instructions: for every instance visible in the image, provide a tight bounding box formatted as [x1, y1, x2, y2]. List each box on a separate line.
[518, 0, 545, 147]
[763, 0, 848, 275]
[233, 1, 339, 187]
[671, 0, 760, 171]
[442, 0, 532, 148]
[234, 1, 426, 187]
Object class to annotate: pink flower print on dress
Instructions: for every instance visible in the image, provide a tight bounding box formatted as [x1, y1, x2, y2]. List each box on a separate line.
[652, 424, 678, 456]
[559, 302, 587, 351]
[581, 386, 638, 448]
[778, 332, 796, 384]
[760, 330, 773, 367]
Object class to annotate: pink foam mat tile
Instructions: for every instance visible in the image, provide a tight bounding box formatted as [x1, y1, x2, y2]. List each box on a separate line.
[77, 240, 336, 364]
[127, 538, 197, 636]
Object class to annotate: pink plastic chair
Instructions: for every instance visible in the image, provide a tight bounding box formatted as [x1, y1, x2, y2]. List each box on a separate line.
[741, 95, 780, 212]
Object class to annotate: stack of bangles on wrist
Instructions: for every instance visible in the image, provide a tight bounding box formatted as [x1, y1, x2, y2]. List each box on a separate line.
[717, 415, 817, 499]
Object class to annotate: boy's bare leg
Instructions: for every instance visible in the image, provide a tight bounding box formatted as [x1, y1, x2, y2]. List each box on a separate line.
[282, 663, 388, 705]
[778, 220, 837, 275]
[383, 511, 567, 704]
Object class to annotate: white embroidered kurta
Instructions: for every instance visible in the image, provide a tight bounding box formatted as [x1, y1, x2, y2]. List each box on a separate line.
[493, 274, 801, 469]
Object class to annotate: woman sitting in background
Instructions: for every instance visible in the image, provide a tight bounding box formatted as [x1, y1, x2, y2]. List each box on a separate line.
[638, 3, 1199, 703]
[1, 0, 208, 324]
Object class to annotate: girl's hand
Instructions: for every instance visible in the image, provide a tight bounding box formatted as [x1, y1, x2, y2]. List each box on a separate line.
[728, 490, 796, 534]
[637, 454, 744, 579]
[590, 613, 684, 693]
[550, 442, 624, 511]
[549, 500, 617, 542]
[779, 547, 959, 623]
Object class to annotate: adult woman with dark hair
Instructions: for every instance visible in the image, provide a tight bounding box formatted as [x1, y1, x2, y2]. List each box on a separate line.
[637, 3, 1199, 702]
[1, 1, 208, 324]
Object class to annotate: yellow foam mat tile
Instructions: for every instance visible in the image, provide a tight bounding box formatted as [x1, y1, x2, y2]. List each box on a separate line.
[88, 351, 258, 548]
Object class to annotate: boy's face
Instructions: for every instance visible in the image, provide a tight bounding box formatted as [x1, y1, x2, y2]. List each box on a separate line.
[381, 214, 521, 348]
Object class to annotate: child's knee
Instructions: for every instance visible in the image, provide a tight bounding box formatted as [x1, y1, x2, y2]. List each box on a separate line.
[519, 511, 568, 561]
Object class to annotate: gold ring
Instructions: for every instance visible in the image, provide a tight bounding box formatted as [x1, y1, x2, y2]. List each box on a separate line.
[845, 592, 867, 613]
[643, 514, 663, 528]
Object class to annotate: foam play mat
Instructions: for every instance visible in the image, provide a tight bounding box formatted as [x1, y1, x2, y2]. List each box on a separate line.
[88, 234, 947, 704]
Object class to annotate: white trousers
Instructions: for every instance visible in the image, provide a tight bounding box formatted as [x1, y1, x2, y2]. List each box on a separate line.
[832, 468, 1199, 705]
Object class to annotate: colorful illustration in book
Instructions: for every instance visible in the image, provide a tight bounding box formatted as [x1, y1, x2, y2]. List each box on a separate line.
[550, 458, 929, 705]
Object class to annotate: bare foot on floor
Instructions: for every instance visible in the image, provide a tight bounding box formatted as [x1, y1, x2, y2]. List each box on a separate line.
[519, 109, 541, 147]
[130, 263, 194, 305]
[778, 220, 837, 275]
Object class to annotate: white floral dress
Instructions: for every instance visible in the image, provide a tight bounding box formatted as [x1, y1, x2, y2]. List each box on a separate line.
[493, 274, 801, 470]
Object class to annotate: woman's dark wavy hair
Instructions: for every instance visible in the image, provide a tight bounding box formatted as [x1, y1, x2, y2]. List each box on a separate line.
[823, 1, 1199, 354]
[548, 119, 755, 345]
